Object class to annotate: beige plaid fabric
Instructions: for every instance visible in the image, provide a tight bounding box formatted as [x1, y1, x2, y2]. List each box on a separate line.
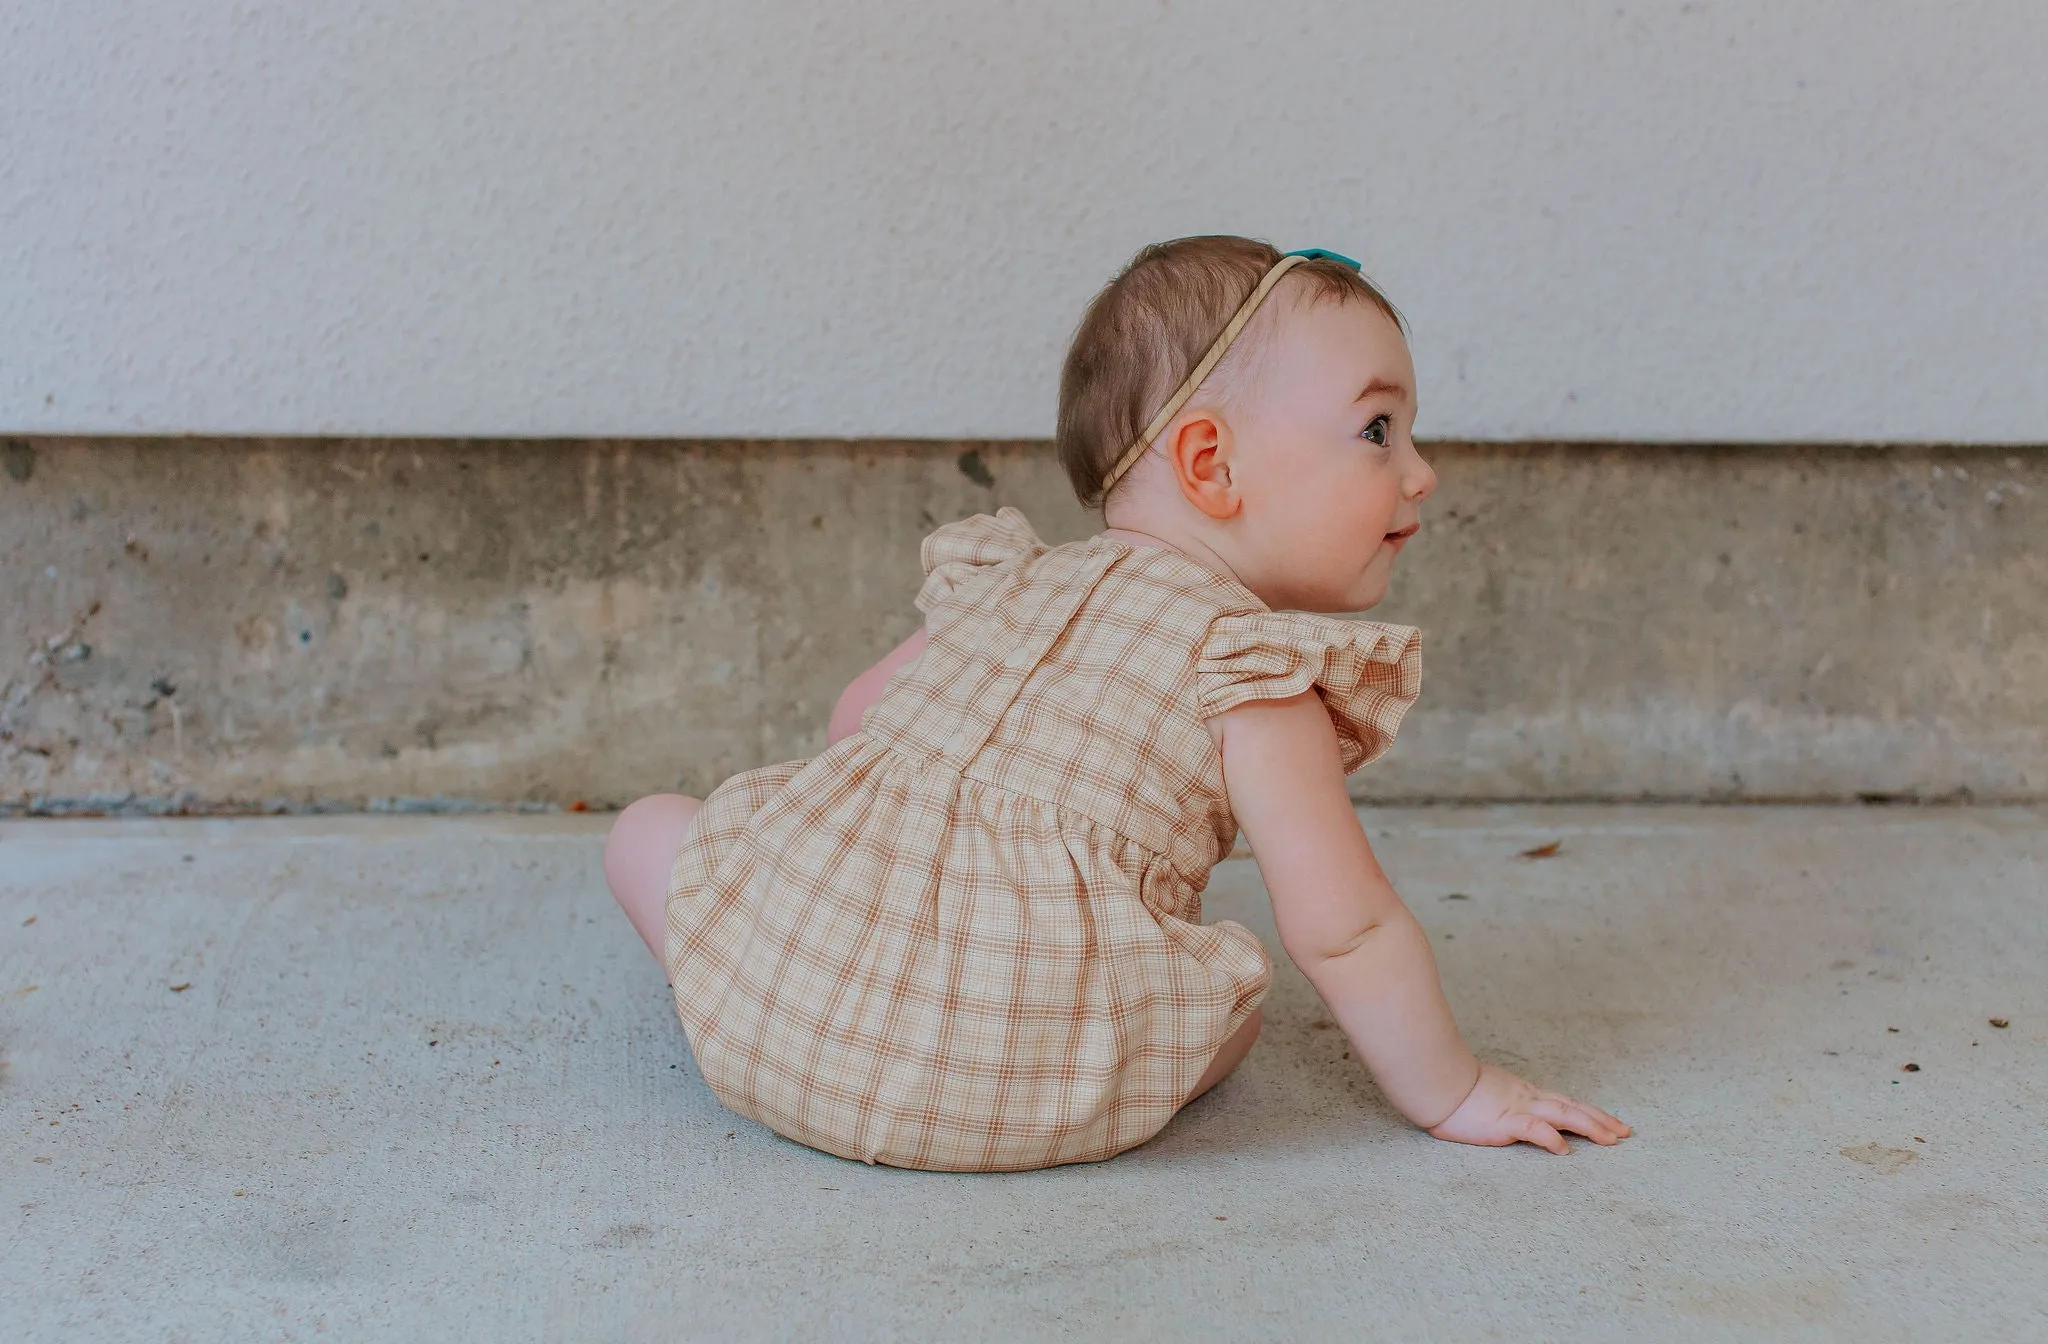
[664, 506, 1422, 1171]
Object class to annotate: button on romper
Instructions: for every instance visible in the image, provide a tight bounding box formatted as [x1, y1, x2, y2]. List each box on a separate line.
[663, 506, 1422, 1172]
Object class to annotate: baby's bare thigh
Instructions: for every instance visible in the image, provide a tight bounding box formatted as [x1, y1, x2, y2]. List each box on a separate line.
[1186, 1007, 1263, 1104]
[604, 794, 702, 962]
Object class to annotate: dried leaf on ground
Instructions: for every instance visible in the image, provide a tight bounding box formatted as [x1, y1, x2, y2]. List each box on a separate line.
[1517, 841, 1563, 860]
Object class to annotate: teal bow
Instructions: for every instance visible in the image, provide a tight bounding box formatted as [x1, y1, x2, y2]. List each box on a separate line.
[1284, 247, 1362, 270]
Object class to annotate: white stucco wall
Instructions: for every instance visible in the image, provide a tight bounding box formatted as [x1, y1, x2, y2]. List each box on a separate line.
[4, 1, 2044, 441]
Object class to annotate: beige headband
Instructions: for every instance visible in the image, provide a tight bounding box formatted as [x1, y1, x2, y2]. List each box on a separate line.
[1098, 251, 1312, 495]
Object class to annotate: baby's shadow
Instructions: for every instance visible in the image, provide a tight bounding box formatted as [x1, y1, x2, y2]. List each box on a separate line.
[1132, 860, 1787, 1164]
[1136, 965, 1414, 1164]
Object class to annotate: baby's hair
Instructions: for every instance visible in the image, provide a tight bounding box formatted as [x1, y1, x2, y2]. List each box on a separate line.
[1056, 234, 1404, 510]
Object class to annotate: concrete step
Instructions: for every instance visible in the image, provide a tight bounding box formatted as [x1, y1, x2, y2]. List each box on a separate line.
[2, 437, 2042, 812]
[3, 807, 2043, 1338]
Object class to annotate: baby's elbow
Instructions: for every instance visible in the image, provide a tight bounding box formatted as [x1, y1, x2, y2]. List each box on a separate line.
[1282, 916, 1387, 970]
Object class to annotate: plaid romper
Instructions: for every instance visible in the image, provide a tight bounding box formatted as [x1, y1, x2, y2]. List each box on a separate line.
[664, 507, 1422, 1171]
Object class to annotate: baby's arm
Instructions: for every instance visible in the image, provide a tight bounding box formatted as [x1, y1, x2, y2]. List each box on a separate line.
[1214, 689, 1630, 1153]
[826, 624, 928, 747]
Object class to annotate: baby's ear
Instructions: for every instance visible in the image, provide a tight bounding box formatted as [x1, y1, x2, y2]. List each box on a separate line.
[1168, 412, 1241, 521]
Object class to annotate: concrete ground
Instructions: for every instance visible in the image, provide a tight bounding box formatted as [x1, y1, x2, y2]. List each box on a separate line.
[3, 807, 2043, 1341]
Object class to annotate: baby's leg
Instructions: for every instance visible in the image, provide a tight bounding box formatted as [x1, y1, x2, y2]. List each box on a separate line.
[603, 793, 703, 963]
[1186, 1007, 1264, 1103]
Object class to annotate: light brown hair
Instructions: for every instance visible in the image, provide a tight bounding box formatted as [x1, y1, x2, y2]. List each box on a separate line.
[1055, 235, 1404, 510]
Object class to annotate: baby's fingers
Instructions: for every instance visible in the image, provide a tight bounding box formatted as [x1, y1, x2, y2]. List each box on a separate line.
[1531, 1096, 1627, 1145]
[1510, 1114, 1569, 1156]
[1541, 1091, 1629, 1132]
[1561, 1095, 1631, 1138]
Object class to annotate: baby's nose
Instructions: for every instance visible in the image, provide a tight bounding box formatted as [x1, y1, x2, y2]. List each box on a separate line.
[1406, 455, 1438, 501]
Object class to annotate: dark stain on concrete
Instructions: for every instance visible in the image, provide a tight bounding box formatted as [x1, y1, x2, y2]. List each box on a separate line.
[592, 1222, 657, 1249]
[3, 439, 33, 483]
[956, 449, 996, 488]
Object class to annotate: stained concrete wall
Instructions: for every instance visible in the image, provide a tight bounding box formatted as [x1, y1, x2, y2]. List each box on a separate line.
[5, 2, 2047, 441]
[2, 438, 2040, 813]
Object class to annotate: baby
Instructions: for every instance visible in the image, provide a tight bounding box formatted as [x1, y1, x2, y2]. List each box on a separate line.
[605, 235, 1629, 1171]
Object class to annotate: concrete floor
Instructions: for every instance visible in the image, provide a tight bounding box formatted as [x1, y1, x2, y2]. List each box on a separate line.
[3, 807, 2043, 1341]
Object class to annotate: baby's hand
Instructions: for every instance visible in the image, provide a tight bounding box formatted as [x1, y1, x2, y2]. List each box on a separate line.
[1426, 1062, 1631, 1154]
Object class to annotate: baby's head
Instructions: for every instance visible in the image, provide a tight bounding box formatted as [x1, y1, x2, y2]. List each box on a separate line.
[1057, 235, 1436, 613]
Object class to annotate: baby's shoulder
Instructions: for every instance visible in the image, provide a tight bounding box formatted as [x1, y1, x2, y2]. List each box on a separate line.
[1194, 608, 1425, 776]
[915, 507, 1065, 619]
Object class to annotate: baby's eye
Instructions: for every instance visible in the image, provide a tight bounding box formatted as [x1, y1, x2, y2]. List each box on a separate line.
[1360, 415, 1391, 446]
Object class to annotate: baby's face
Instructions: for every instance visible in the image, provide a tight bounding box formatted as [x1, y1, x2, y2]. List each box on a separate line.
[1227, 297, 1436, 613]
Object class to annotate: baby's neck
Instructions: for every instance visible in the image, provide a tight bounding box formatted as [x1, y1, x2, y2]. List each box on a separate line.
[1095, 519, 1249, 595]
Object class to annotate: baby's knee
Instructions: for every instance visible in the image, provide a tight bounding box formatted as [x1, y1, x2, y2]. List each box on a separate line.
[606, 794, 704, 962]
[603, 794, 702, 895]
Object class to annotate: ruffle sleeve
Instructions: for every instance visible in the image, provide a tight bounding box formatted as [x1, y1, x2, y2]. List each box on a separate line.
[914, 506, 1049, 615]
[1197, 611, 1423, 774]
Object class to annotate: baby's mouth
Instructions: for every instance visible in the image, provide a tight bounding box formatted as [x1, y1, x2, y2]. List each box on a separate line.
[1384, 523, 1420, 550]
